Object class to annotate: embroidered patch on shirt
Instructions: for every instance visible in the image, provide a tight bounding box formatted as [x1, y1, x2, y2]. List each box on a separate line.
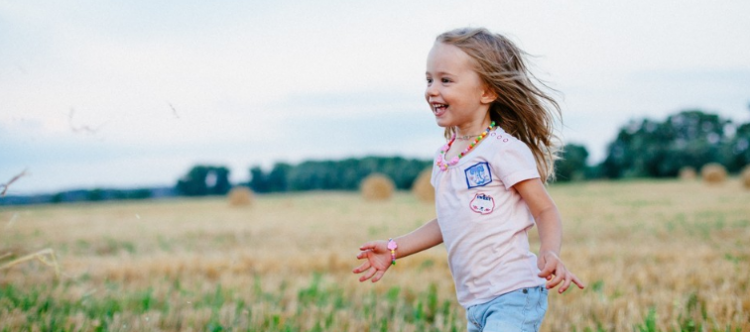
[464, 162, 492, 189]
[470, 192, 495, 214]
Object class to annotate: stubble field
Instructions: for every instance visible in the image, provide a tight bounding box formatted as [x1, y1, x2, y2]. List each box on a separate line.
[1, 179, 749, 331]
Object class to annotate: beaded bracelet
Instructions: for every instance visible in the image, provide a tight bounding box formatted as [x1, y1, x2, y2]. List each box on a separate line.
[387, 238, 398, 266]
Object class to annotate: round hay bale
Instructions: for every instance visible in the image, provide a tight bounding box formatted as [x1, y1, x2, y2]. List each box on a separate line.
[678, 166, 697, 180]
[741, 165, 750, 190]
[700, 163, 727, 184]
[227, 186, 254, 207]
[411, 169, 434, 203]
[360, 173, 395, 201]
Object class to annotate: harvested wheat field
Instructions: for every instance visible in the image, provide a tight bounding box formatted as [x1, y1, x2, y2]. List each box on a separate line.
[1, 179, 749, 331]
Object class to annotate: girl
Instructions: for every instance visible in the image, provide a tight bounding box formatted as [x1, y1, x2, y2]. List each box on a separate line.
[353, 28, 585, 332]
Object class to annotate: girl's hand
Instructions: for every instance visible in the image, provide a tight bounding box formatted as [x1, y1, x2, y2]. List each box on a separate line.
[353, 240, 393, 283]
[537, 251, 585, 293]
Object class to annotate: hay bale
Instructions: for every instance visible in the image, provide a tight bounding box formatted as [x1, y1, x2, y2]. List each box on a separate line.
[678, 166, 697, 180]
[700, 163, 727, 184]
[360, 173, 395, 201]
[227, 186, 254, 207]
[411, 169, 434, 203]
[741, 165, 750, 190]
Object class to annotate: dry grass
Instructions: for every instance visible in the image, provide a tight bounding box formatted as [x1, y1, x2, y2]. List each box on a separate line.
[0, 248, 60, 278]
[0, 169, 28, 197]
[1, 179, 749, 331]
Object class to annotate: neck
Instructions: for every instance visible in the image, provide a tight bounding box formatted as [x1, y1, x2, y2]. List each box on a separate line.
[455, 116, 493, 137]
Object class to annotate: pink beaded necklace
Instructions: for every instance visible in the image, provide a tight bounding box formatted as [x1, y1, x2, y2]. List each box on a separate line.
[436, 121, 495, 171]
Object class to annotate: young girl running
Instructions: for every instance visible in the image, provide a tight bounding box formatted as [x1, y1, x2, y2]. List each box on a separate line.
[353, 27, 585, 332]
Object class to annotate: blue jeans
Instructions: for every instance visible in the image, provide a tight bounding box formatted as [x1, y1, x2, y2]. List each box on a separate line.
[466, 285, 548, 332]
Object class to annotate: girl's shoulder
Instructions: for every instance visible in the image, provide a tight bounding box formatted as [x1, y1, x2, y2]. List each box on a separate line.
[489, 127, 530, 153]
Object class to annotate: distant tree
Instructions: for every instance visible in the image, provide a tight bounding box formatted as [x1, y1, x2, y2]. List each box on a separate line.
[267, 163, 291, 192]
[249, 166, 270, 193]
[51, 192, 64, 204]
[601, 110, 734, 178]
[209, 167, 231, 195]
[176, 165, 231, 196]
[554, 144, 589, 182]
[728, 122, 750, 171]
[127, 188, 152, 200]
[250, 157, 431, 193]
[87, 188, 105, 201]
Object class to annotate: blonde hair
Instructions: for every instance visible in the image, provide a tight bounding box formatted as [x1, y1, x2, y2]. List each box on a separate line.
[436, 27, 561, 183]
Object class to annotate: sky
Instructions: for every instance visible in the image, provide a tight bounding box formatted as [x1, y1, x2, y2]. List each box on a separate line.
[2, 1, 749, 195]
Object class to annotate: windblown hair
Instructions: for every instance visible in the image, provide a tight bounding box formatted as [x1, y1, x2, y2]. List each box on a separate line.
[436, 28, 561, 183]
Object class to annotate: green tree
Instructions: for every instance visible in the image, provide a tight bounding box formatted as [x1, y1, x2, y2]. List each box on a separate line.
[250, 157, 431, 193]
[554, 143, 589, 182]
[249, 166, 269, 193]
[176, 165, 231, 196]
[602, 110, 733, 179]
[728, 122, 750, 171]
[267, 163, 291, 192]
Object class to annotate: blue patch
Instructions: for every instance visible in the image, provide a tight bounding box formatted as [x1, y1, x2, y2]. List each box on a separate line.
[464, 162, 492, 189]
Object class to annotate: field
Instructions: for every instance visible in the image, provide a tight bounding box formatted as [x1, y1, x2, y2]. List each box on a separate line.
[1, 179, 749, 331]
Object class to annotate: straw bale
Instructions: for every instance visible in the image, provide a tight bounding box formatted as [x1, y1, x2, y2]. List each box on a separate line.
[700, 163, 726, 184]
[678, 166, 697, 180]
[360, 173, 395, 201]
[741, 165, 750, 190]
[411, 169, 434, 203]
[227, 186, 254, 207]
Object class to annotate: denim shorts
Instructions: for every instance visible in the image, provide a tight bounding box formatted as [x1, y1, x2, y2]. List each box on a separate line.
[466, 285, 548, 332]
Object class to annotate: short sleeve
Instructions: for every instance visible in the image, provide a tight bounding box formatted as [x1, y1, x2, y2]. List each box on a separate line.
[493, 140, 540, 189]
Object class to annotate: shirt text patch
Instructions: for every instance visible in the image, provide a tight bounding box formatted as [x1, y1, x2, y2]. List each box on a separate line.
[470, 192, 495, 214]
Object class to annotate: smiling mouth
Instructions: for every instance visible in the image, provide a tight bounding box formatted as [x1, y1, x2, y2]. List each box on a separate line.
[432, 103, 448, 116]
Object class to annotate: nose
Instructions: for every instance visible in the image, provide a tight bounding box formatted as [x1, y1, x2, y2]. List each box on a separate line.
[425, 83, 438, 99]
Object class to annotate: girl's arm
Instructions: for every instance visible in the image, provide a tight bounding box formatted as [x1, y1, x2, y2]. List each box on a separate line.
[514, 178, 585, 293]
[353, 218, 443, 283]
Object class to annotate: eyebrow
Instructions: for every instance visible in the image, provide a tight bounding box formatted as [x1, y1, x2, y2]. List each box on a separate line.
[425, 71, 455, 76]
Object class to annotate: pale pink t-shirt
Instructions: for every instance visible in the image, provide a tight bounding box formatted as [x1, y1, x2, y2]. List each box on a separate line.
[430, 127, 546, 308]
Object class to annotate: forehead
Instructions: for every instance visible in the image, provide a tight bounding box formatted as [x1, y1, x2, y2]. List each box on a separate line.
[426, 42, 476, 75]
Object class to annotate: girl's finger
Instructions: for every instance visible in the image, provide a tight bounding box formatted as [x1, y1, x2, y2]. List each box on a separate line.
[537, 261, 555, 278]
[372, 270, 385, 283]
[559, 274, 573, 294]
[359, 242, 378, 251]
[359, 266, 377, 282]
[356, 250, 371, 260]
[353, 260, 371, 274]
[572, 274, 586, 289]
[547, 268, 565, 289]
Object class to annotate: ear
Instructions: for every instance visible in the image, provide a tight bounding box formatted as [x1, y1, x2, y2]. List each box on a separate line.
[480, 86, 497, 104]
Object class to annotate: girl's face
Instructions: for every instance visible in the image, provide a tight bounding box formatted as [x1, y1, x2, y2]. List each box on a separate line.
[425, 42, 495, 131]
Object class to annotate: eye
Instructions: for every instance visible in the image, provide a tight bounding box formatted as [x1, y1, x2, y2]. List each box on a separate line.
[426, 78, 433, 85]
[441, 78, 452, 83]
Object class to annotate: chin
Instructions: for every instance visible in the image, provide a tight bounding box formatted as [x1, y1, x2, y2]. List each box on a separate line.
[434, 117, 452, 128]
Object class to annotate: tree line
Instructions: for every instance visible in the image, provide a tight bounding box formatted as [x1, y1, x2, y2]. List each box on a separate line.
[2, 109, 748, 205]
[173, 109, 750, 196]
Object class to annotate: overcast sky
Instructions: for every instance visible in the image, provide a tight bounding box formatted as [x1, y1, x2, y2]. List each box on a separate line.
[2, 1, 749, 194]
